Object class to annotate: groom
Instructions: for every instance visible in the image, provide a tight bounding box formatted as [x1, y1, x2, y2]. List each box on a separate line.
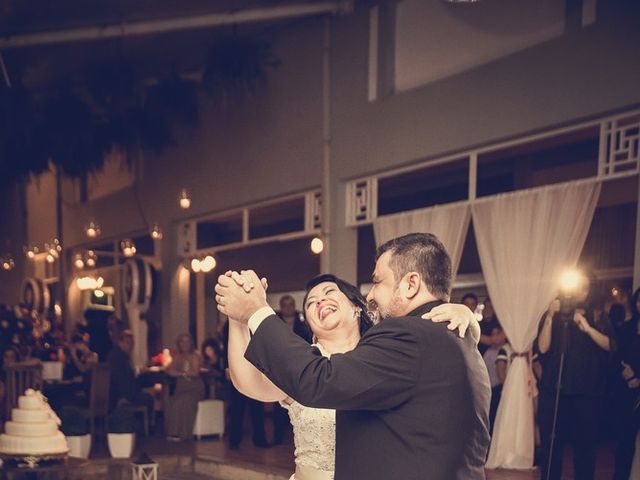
[216, 233, 491, 479]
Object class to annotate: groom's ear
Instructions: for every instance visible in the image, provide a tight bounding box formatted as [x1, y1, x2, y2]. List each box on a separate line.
[401, 272, 421, 300]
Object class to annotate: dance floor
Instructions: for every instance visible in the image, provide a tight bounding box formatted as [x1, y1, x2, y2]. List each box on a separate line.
[89, 427, 616, 480]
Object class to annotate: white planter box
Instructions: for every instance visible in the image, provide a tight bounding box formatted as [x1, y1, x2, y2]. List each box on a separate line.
[107, 433, 135, 458]
[66, 434, 91, 459]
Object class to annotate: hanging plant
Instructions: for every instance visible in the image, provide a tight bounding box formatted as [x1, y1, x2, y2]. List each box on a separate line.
[40, 88, 108, 177]
[0, 34, 278, 182]
[0, 84, 49, 183]
[203, 35, 281, 105]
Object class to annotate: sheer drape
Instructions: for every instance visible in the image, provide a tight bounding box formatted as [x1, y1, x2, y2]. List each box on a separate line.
[373, 202, 470, 276]
[473, 181, 602, 469]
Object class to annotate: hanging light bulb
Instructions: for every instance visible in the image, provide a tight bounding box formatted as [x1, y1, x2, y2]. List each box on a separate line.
[45, 253, 55, 264]
[24, 245, 39, 259]
[151, 223, 163, 240]
[310, 237, 324, 254]
[74, 253, 85, 269]
[120, 239, 137, 258]
[179, 188, 192, 209]
[200, 255, 217, 273]
[85, 250, 97, 268]
[85, 220, 101, 238]
[1, 256, 15, 271]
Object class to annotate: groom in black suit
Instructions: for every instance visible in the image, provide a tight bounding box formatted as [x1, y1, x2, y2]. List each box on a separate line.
[216, 233, 491, 480]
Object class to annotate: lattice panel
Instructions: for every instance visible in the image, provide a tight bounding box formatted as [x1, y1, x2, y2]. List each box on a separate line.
[305, 191, 322, 231]
[346, 178, 377, 225]
[600, 117, 640, 176]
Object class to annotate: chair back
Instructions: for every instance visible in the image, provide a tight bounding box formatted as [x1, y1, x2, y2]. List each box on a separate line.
[4, 363, 43, 418]
[88, 363, 111, 418]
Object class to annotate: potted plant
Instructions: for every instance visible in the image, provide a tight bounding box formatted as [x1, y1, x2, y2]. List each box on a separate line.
[107, 409, 136, 458]
[60, 407, 91, 459]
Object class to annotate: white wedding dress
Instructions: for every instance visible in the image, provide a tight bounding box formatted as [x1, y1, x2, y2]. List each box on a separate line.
[280, 343, 335, 480]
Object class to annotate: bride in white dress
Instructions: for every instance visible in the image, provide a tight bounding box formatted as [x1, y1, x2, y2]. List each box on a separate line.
[227, 273, 474, 480]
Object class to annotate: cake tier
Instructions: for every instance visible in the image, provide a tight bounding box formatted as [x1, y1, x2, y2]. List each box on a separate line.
[11, 409, 50, 423]
[18, 395, 43, 410]
[5, 420, 58, 437]
[0, 432, 68, 455]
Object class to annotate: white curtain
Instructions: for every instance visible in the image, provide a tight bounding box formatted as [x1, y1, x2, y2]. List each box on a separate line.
[373, 202, 470, 276]
[474, 180, 602, 469]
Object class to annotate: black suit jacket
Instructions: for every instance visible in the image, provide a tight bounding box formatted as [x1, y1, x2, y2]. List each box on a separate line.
[245, 301, 491, 480]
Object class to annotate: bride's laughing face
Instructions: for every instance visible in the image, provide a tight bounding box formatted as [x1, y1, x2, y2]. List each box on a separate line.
[304, 281, 359, 340]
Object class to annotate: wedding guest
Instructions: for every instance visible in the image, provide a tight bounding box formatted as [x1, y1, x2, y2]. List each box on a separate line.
[107, 330, 154, 416]
[479, 297, 501, 355]
[461, 292, 479, 313]
[536, 287, 612, 480]
[165, 334, 205, 441]
[610, 292, 640, 480]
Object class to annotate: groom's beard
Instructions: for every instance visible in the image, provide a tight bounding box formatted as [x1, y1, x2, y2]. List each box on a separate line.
[378, 288, 404, 321]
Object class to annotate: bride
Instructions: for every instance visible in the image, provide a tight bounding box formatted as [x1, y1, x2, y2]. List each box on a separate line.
[227, 273, 477, 480]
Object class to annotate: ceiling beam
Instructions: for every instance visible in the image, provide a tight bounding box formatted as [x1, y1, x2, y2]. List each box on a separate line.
[0, 1, 353, 49]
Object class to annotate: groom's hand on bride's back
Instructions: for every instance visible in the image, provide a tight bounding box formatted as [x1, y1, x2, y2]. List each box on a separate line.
[422, 303, 480, 342]
[215, 270, 269, 323]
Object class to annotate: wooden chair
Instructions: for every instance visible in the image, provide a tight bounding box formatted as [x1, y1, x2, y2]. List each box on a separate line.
[81, 363, 110, 441]
[4, 363, 43, 419]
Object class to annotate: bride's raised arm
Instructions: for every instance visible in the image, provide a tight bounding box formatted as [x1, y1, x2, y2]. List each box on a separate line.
[227, 317, 288, 403]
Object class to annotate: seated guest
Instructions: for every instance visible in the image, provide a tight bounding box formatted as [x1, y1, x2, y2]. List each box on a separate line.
[165, 334, 205, 441]
[65, 334, 98, 379]
[0, 346, 20, 418]
[107, 330, 154, 417]
[60, 334, 99, 405]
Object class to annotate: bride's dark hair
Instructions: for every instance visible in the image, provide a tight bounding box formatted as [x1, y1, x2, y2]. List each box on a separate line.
[302, 274, 374, 336]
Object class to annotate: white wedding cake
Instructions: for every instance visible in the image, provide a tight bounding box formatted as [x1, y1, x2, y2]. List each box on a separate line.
[0, 389, 68, 456]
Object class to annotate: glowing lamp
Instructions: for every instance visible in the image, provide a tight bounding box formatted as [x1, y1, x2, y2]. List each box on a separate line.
[559, 269, 583, 295]
[179, 189, 191, 209]
[200, 255, 216, 273]
[191, 258, 202, 273]
[310, 237, 324, 254]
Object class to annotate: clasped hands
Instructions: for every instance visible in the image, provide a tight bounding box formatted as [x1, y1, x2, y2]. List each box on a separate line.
[215, 270, 269, 323]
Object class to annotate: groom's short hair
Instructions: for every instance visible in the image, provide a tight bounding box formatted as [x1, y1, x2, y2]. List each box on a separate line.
[376, 233, 452, 301]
